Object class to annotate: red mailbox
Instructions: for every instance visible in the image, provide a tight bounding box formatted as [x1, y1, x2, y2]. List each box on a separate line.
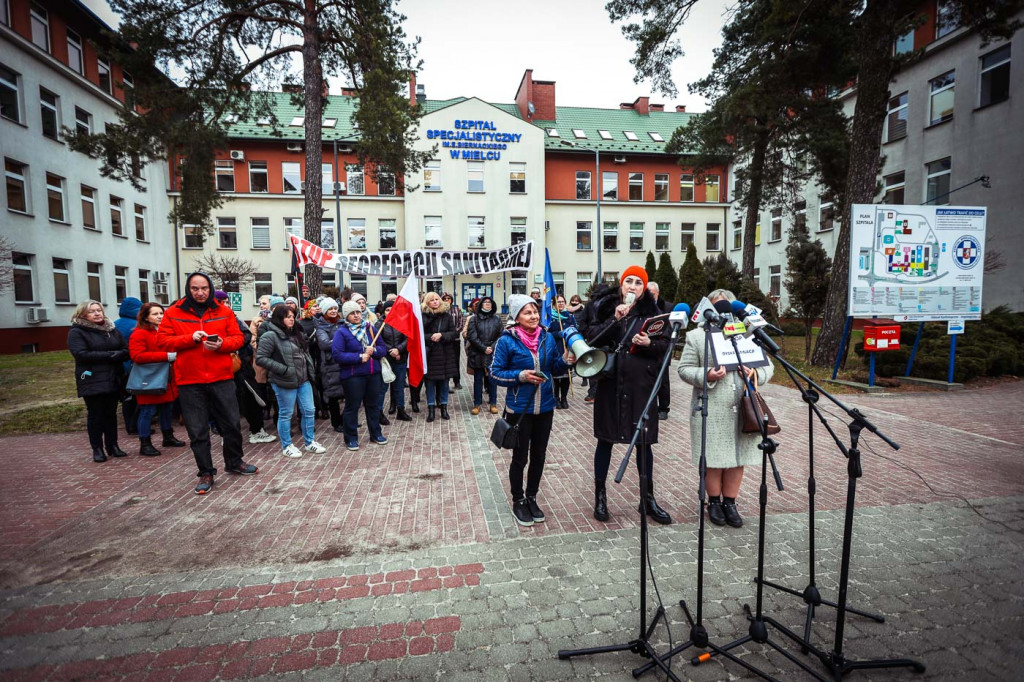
[864, 325, 901, 352]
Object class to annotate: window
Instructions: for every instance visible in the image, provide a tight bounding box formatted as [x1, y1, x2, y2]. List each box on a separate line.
[346, 164, 364, 195]
[572, 129, 587, 139]
[629, 222, 644, 251]
[323, 118, 337, 128]
[602, 171, 617, 201]
[321, 163, 334, 196]
[894, 29, 913, 56]
[379, 219, 397, 249]
[468, 216, 485, 248]
[215, 160, 234, 192]
[424, 216, 442, 248]
[576, 221, 592, 251]
[0, 64, 20, 123]
[467, 161, 484, 192]
[623, 131, 639, 141]
[552, 272, 565, 297]
[380, 277, 397, 299]
[655, 222, 670, 251]
[217, 217, 236, 249]
[598, 130, 612, 140]
[603, 222, 618, 251]
[602, 272, 620, 285]
[681, 223, 695, 250]
[680, 174, 694, 202]
[289, 116, 303, 127]
[628, 172, 643, 201]
[770, 208, 782, 242]
[649, 132, 665, 142]
[74, 107, 91, 136]
[705, 175, 721, 202]
[5, 159, 28, 212]
[546, 128, 559, 138]
[29, 3, 49, 52]
[97, 59, 112, 94]
[885, 92, 908, 142]
[424, 160, 441, 191]
[81, 186, 96, 228]
[114, 266, 128, 303]
[755, 221, 761, 245]
[510, 217, 527, 245]
[54, 256, 74, 301]
[925, 157, 952, 205]
[576, 171, 591, 200]
[110, 197, 124, 236]
[577, 272, 592, 296]
[795, 200, 807, 231]
[284, 217, 302, 247]
[654, 174, 669, 201]
[753, 267, 760, 290]
[254, 273, 273, 301]
[819, 198, 835, 231]
[509, 163, 525, 193]
[249, 162, 268, 193]
[348, 218, 366, 250]
[929, 70, 955, 125]
[706, 223, 721, 252]
[251, 217, 270, 249]
[511, 271, 527, 295]
[769, 265, 781, 298]
[935, 0, 958, 38]
[1, 0, 8, 26]
[13, 254, 35, 303]
[46, 173, 66, 222]
[40, 89, 60, 140]
[321, 218, 335, 250]
[378, 169, 396, 196]
[322, 271, 338, 291]
[979, 45, 1011, 107]
[350, 274, 368, 297]
[424, 277, 444, 294]
[138, 269, 149, 303]
[732, 220, 742, 250]
[883, 171, 906, 204]
[183, 225, 203, 248]
[87, 262, 102, 301]
[282, 162, 301, 193]
[121, 71, 133, 92]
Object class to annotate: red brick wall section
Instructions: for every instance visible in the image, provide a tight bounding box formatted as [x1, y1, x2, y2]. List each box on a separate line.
[532, 81, 556, 121]
[0, 325, 72, 354]
[545, 154, 728, 203]
[514, 69, 533, 121]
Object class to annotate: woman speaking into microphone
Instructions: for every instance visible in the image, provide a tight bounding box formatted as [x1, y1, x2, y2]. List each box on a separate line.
[578, 266, 672, 525]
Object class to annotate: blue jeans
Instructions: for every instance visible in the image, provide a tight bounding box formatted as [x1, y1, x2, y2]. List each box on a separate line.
[136, 402, 174, 438]
[473, 370, 496, 407]
[271, 381, 315, 449]
[341, 373, 384, 442]
[387, 361, 408, 411]
[425, 379, 449, 406]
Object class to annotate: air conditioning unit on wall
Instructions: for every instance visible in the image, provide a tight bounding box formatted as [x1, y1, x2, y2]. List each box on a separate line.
[229, 150, 245, 161]
[155, 283, 168, 296]
[25, 307, 50, 323]
[153, 271, 169, 282]
[286, 142, 303, 152]
[614, 155, 627, 164]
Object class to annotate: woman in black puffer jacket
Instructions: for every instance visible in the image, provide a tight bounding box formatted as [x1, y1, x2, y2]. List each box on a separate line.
[67, 300, 129, 463]
[380, 300, 412, 422]
[465, 296, 502, 415]
[421, 292, 459, 422]
[313, 298, 345, 431]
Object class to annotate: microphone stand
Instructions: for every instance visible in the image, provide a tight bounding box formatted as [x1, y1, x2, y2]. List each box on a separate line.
[556, 319, 680, 681]
[632, 324, 777, 681]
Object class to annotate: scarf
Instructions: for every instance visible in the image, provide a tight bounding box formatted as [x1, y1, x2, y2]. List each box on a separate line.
[347, 321, 369, 345]
[72, 317, 115, 332]
[515, 325, 542, 354]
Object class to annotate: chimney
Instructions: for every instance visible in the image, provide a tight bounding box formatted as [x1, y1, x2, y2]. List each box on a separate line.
[321, 80, 329, 99]
[341, 87, 358, 97]
[416, 84, 426, 104]
[675, 105, 687, 113]
[515, 69, 534, 120]
[408, 72, 416, 105]
[282, 83, 302, 94]
[632, 96, 650, 115]
[514, 70, 557, 121]
[650, 103, 664, 112]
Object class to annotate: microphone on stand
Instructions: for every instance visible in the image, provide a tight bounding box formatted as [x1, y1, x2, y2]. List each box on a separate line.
[730, 300, 781, 354]
[702, 307, 727, 328]
[668, 302, 691, 330]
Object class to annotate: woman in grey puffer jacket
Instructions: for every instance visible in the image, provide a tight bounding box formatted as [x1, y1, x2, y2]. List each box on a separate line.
[256, 306, 326, 458]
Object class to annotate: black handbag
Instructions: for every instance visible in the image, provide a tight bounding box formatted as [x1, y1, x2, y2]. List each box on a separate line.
[489, 384, 537, 450]
[596, 318, 636, 382]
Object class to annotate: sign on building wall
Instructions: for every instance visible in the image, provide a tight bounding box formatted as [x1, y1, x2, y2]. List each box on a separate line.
[426, 119, 524, 161]
[290, 235, 534, 278]
[847, 204, 986, 321]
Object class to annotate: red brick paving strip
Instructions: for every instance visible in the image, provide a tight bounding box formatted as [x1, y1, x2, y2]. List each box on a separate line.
[0, 564, 483, 637]
[6, 617, 461, 680]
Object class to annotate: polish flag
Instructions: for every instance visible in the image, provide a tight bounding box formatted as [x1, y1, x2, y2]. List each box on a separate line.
[385, 275, 427, 387]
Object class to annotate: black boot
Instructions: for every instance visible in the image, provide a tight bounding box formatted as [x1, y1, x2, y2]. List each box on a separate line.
[379, 414, 391, 426]
[92, 447, 107, 463]
[162, 430, 186, 447]
[388, 403, 397, 415]
[139, 437, 161, 457]
[108, 445, 128, 458]
[396, 408, 412, 422]
[411, 402, 420, 413]
[594, 482, 610, 522]
[439, 405, 450, 420]
[427, 406, 436, 423]
[639, 482, 672, 525]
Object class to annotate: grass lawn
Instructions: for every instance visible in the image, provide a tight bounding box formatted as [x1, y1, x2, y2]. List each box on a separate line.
[0, 351, 86, 436]
[771, 326, 865, 393]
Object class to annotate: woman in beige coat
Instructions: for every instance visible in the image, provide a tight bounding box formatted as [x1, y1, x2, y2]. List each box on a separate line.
[677, 289, 774, 528]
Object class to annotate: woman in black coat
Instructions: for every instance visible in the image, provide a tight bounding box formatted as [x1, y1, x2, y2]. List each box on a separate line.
[421, 291, 459, 422]
[313, 298, 345, 431]
[380, 301, 412, 421]
[67, 300, 129, 462]
[579, 267, 673, 525]
[466, 296, 503, 415]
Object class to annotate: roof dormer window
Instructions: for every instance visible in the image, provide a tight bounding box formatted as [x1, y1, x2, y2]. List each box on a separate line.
[290, 116, 304, 127]
[648, 132, 664, 142]
[572, 129, 587, 139]
[546, 128, 559, 137]
[323, 118, 337, 128]
[598, 130, 613, 140]
[623, 131, 639, 141]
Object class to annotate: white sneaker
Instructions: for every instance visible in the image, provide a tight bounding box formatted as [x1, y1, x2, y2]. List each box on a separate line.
[282, 444, 303, 458]
[249, 429, 277, 444]
[304, 441, 326, 454]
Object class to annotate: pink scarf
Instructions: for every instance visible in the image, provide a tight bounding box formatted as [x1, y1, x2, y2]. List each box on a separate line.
[515, 325, 542, 353]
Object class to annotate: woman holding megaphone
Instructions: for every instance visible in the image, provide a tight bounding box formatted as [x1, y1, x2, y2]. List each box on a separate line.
[578, 266, 673, 525]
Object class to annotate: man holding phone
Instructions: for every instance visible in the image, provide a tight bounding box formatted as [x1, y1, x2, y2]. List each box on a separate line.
[158, 272, 259, 494]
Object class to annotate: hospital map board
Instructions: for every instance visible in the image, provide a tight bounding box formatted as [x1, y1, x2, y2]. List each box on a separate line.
[847, 204, 985, 321]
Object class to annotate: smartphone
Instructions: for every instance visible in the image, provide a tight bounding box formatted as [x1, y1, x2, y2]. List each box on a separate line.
[205, 334, 221, 343]
[534, 371, 549, 382]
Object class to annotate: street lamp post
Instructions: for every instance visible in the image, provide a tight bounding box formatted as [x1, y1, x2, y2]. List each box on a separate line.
[561, 140, 601, 285]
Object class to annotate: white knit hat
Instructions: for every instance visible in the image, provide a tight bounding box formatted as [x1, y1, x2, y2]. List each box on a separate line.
[320, 297, 339, 312]
[507, 294, 537, 324]
[342, 300, 362, 318]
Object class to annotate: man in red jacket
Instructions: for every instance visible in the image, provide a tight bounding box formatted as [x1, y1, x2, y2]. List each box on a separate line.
[158, 272, 258, 494]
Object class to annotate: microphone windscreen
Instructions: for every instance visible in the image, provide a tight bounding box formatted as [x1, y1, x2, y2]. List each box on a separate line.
[731, 300, 747, 316]
[672, 302, 691, 316]
[624, 292, 636, 306]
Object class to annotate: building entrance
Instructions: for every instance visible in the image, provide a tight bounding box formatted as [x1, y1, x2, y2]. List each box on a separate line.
[461, 283, 494, 312]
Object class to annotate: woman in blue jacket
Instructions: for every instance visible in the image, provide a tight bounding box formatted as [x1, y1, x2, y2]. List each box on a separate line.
[490, 294, 574, 527]
[331, 300, 388, 451]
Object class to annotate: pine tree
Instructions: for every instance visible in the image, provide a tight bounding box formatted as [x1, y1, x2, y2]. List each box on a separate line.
[785, 219, 832, 359]
[675, 243, 706, 308]
[654, 253, 678, 305]
[644, 252, 658, 284]
[702, 254, 742, 295]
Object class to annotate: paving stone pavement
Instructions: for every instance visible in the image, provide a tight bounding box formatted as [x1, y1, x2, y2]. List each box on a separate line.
[1, 374, 1023, 680]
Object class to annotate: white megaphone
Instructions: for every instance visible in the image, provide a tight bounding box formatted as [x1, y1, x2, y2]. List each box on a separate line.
[562, 325, 607, 378]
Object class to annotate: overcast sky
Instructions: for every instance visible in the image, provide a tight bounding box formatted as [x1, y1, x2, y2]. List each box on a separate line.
[83, 0, 730, 112]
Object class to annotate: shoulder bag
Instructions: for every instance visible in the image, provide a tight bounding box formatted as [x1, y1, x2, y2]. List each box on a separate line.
[126, 361, 170, 395]
[740, 374, 781, 435]
[380, 356, 396, 383]
[490, 383, 538, 450]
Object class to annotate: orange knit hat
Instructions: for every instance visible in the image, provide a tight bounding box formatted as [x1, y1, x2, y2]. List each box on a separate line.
[621, 265, 649, 288]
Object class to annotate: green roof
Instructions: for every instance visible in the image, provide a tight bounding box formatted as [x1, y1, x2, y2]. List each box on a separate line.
[222, 92, 696, 155]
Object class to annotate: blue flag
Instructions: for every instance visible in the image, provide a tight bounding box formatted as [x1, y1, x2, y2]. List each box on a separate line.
[541, 249, 557, 327]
